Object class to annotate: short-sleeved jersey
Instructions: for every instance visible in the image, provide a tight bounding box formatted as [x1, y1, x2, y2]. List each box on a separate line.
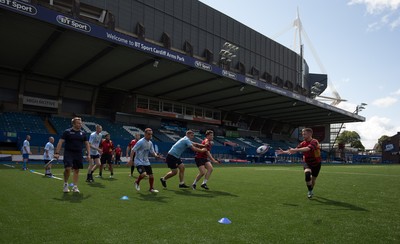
[115, 147, 122, 156]
[195, 139, 211, 159]
[128, 139, 138, 149]
[61, 128, 88, 153]
[168, 136, 193, 158]
[132, 138, 155, 166]
[89, 132, 103, 156]
[100, 139, 114, 155]
[22, 139, 30, 154]
[298, 139, 321, 166]
[43, 142, 54, 160]
[128, 139, 139, 157]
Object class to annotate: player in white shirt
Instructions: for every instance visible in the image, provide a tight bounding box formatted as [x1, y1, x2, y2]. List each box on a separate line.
[129, 128, 162, 193]
[86, 125, 103, 182]
[43, 137, 55, 177]
[21, 135, 32, 170]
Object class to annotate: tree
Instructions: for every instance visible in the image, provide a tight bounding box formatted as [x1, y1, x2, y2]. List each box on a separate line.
[337, 130, 365, 150]
[375, 135, 390, 152]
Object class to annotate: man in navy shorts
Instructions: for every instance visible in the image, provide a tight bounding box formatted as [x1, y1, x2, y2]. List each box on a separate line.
[160, 130, 206, 189]
[55, 117, 91, 193]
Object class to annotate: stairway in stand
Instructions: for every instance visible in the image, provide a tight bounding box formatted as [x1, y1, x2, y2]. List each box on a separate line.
[44, 117, 57, 134]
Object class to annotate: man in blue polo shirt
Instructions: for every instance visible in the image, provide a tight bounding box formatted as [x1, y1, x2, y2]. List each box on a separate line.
[160, 130, 206, 189]
[54, 117, 90, 193]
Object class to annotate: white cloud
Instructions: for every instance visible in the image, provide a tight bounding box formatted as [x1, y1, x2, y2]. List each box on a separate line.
[341, 77, 351, 83]
[371, 96, 398, 107]
[390, 15, 400, 29]
[348, 0, 400, 14]
[345, 116, 400, 148]
[348, 0, 400, 30]
[392, 88, 400, 95]
[367, 21, 383, 31]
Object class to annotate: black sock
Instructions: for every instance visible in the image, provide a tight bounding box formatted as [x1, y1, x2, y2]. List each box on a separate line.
[131, 166, 134, 174]
[307, 185, 313, 191]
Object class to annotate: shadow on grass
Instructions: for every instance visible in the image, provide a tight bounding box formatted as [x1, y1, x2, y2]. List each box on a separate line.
[136, 192, 169, 203]
[87, 182, 106, 188]
[170, 189, 239, 198]
[106, 177, 118, 181]
[282, 203, 299, 207]
[53, 193, 91, 203]
[312, 196, 368, 211]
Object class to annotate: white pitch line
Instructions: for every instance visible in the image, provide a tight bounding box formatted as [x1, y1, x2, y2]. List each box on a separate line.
[3, 164, 15, 168]
[30, 170, 63, 180]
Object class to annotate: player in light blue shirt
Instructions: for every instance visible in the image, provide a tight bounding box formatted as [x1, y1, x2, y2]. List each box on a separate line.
[43, 136, 55, 177]
[160, 130, 206, 189]
[86, 124, 103, 182]
[21, 135, 31, 170]
[129, 128, 161, 193]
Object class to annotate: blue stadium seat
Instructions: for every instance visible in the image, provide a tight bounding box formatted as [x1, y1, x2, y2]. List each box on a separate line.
[0, 112, 48, 134]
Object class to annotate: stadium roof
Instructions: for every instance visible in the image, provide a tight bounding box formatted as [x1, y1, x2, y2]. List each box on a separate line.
[0, 4, 365, 127]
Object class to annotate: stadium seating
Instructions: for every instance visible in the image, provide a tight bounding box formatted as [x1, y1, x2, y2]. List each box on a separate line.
[0, 112, 48, 134]
[0, 112, 309, 162]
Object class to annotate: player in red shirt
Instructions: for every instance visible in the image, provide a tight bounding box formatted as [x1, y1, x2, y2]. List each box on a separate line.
[276, 128, 322, 198]
[97, 133, 115, 178]
[192, 130, 220, 190]
[114, 144, 122, 167]
[126, 133, 141, 177]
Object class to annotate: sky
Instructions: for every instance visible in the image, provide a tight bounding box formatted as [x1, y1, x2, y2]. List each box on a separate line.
[199, 0, 400, 149]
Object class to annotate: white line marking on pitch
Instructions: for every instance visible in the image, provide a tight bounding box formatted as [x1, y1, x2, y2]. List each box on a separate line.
[30, 170, 63, 180]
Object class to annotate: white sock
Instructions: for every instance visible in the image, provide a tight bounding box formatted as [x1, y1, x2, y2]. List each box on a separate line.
[180, 181, 184, 185]
[202, 179, 208, 184]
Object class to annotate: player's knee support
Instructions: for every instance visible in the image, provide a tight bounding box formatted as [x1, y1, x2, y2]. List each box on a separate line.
[305, 171, 311, 182]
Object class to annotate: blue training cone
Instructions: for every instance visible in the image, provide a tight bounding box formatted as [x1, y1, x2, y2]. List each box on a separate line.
[120, 196, 129, 200]
[218, 217, 232, 224]
[69, 183, 74, 187]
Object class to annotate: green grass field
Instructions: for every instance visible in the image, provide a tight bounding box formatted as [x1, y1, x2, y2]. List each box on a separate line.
[0, 163, 399, 243]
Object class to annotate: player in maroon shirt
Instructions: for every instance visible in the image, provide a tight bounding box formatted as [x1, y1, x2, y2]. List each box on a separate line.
[98, 133, 115, 178]
[192, 130, 220, 190]
[276, 128, 322, 198]
[114, 144, 122, 166]
[126, 133, 141, 177]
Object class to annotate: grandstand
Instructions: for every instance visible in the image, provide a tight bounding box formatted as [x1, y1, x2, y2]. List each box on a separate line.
[0, 0, 367, 163]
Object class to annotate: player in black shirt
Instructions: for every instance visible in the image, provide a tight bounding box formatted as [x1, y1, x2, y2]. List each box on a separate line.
[55, 117, 90, 193]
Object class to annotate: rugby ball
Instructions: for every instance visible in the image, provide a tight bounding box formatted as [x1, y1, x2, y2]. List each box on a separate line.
[256, 145, 269, 155]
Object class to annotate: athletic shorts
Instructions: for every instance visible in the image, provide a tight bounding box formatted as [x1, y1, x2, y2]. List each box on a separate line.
[166, 154, 183, 169]
[136, 165, 153, 175]
[195, 158, 209, 167]
[22, 153, 29, 159]
[115, 155, 121, 161]
[101, 154, 113, 164]
[44, 159, 51, 165]
[304, 163, 321, 177]
[63, 151, 83, 169]
[90, 154, 100, 159]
